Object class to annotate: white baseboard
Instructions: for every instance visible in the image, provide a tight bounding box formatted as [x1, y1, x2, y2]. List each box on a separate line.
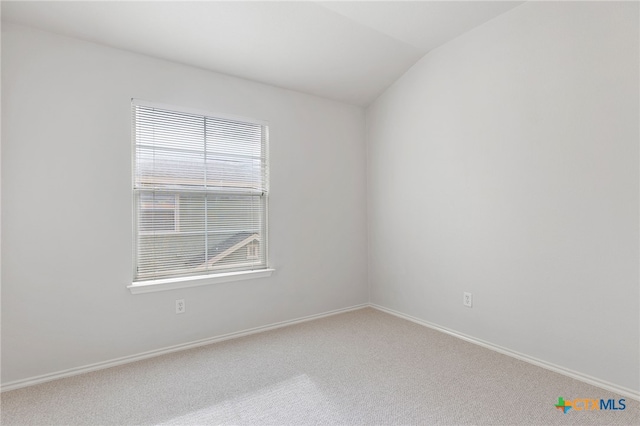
[0, 303, 368, 392]
[4, 302, 638, 402]
[370, 303, 640, 402]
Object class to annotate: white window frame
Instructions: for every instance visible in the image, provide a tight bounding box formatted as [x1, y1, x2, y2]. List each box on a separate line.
[128, 100, 274, 294]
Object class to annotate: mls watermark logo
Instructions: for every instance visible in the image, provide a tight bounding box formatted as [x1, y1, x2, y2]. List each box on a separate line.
[555, 397, 626, 413]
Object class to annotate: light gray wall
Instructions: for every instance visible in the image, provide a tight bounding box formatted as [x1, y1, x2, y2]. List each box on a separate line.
[367, 1, 639, 391]
[1, 23, 368, 384]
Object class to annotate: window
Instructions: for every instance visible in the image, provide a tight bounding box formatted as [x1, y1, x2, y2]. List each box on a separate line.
[132, 100, 268, 283]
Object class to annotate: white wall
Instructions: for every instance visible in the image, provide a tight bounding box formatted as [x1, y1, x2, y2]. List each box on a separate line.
[367, 1, 639, 391]
[1, 23, 368, 384]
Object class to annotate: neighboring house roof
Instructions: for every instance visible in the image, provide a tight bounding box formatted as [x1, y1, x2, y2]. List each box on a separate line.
[186, 232, 260, 268]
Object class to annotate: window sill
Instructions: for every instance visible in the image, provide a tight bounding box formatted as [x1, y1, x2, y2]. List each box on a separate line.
[128, 269, 275, 294]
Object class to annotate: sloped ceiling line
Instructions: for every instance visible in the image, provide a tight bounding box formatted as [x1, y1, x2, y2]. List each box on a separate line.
[1, 1, 524, 106]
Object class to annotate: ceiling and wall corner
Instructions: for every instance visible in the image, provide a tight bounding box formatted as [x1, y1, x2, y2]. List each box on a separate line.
[0, 1, 524, 106]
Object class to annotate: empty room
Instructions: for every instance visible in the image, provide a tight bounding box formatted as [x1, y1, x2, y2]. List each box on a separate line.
[1, 1, 638, 425]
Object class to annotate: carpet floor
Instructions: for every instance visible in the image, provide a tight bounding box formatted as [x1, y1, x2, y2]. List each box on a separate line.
[1, 308, 638, 425]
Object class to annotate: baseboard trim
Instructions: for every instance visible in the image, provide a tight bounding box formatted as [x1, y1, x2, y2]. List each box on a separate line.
[5, 302, 637, 400]
[1, 303, 369, 392]
[370, 304, 640, 401]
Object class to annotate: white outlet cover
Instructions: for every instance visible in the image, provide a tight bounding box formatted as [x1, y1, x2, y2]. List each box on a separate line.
[463, 292, 472, 307]
[176, 299, 185, 314]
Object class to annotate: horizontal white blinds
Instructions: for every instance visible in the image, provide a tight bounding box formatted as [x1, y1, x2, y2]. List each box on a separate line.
[133, 101, 268, 281]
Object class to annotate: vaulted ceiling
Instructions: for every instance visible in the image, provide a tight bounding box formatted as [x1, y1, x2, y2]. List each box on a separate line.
[2, 1, 524, 106]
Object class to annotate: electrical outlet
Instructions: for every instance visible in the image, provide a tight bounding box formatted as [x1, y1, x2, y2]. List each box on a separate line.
[176, 299, 185, 314]
[463, 292, 472, 308]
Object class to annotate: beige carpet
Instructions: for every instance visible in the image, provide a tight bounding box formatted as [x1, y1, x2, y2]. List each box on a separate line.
[1, 308, 638, 425]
